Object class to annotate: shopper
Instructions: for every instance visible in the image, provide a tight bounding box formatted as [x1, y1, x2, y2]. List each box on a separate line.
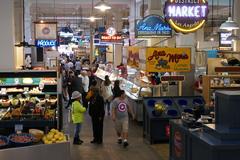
[65, 70, 75, 109]
[194, 75, 203, 95]
[100, 75, 113, 115]
[75, 59, 81, 75]
[111, 90, 135, 148]
[112, 80, 121, 99]
[79, 70, 89, 108]
[86, 79, 98, 101]
[71, 91, 86, 145]
[89, 88, 105, 144]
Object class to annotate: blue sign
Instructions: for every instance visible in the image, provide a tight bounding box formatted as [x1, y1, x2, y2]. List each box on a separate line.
[135, 14, 172, 38]
[35, 39, 57, 47]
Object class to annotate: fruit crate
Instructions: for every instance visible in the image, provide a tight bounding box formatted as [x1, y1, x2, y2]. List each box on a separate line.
[0, 135, 70, 160]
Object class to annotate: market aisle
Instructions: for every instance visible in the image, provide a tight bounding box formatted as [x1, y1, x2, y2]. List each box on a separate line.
[62, 105, 169, 160]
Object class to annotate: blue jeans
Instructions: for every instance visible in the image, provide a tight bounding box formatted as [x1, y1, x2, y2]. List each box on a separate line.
[74, 123, 82, 139]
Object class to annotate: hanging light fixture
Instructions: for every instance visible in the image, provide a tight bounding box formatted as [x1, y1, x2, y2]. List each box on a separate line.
[219, 0, 239, 31]
[94, 0, 111, 12]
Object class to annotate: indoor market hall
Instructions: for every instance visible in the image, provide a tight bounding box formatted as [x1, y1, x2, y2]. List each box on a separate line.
[1, 0, 240, 160]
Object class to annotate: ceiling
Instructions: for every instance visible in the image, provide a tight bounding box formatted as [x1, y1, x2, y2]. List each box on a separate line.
[29, 0, 130, 31]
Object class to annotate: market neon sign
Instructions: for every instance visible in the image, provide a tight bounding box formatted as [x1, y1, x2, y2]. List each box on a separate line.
[35, 39, 57, 47]
[164, 0, 209, 33]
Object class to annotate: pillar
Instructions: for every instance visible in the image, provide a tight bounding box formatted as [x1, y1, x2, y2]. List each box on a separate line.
[233, 0, 240, 52]
[0, 0, 15, 70]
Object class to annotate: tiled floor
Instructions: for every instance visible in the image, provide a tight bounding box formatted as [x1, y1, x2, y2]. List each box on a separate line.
[62, 107, 169, 160]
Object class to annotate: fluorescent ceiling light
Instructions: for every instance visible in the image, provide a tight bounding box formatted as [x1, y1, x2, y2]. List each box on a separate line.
[89, 16, 96, 22]
[94, 0, 111, 12]
[220, 17, 239, 31]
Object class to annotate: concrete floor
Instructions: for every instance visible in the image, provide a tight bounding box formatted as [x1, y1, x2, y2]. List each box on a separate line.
[62, 106, 169, 160]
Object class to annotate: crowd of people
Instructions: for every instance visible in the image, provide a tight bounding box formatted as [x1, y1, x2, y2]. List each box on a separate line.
[60, 55, 135, 148]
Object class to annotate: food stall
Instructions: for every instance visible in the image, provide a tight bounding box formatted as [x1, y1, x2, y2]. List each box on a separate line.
[169, 91, 240, 160]
[0, 70, 70, 159]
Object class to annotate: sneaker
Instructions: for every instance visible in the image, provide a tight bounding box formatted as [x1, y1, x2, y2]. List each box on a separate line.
[118, 138, 122, 144]
[123, 141, 129, 148]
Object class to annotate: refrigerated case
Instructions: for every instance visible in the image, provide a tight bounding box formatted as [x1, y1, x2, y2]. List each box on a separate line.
[121, 78, 154, 122]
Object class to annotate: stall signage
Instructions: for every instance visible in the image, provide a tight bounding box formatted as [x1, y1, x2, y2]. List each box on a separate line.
[161, 75, 185, 81]
[146, 48, 191, 72]
[35, 39, 57, 47]
[100, 34, 122, 43]
[135, 14, 172, 38]
[164, 0, 209, 33]
[219, 32, 232, 47]
[127, 47, 140, 68]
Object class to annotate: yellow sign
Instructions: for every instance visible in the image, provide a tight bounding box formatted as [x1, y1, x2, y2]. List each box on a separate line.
[146, 48, 191, 72]
[127, 47, 140, 68]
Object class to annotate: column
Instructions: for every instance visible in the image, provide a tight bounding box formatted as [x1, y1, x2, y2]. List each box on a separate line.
[233, 0, 240, 52]
[0, 0, 15, 70]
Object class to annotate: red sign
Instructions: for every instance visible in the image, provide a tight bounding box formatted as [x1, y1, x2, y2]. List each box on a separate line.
[161, 76, 185, 82]
[100, 34, 122, 43]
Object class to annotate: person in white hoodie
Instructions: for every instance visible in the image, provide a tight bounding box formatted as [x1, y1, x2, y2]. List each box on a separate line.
[79, 70, 89, 108]
[100, 75, 113, 115]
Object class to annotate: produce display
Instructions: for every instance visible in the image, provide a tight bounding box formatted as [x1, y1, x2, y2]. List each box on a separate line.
[154, 103, 166, 113]
[10, 134, 33, 143]
[0, 95, 57, 121]
[29, 129, 44, 142]
[42, 129, 67, 144]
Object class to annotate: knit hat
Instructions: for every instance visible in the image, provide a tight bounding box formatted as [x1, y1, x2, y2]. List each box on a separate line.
[71, 91, 82, 100]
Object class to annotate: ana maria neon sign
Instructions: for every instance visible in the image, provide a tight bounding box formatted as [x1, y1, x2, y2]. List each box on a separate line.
[164, 0, 209, 33]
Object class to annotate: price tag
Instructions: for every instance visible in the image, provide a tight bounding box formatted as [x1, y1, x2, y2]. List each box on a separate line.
[15, 124, 23, 134]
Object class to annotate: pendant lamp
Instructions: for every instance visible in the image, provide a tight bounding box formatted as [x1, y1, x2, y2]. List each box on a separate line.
[94, 0, 111, 12]
[219, 0, 239, 31]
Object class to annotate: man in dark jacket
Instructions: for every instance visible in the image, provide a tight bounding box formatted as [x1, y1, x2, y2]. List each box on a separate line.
[65, 71, 84, 109]
[89, 88, 105, 144]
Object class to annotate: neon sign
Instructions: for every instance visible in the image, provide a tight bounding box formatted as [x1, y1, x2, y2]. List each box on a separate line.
[164, 0, 209, 33]
[100, 34, 122, 43]
[135, 14, 172, 38]
[35, 39, 57, 47]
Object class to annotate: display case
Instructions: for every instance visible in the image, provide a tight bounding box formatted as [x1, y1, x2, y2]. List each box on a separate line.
[94, 68, 118, 81]
[0, 70, 61, 133]
[202, 75, 240, 106]
[121, 78, 153, 100]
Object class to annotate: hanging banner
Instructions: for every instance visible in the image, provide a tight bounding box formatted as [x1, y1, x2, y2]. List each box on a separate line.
[135, 14, 172, 38]
[146, 48, 191, 72]
[127, 47, 140, 68]
[35, 22, 57, 40]
[164, 0, 209, 33]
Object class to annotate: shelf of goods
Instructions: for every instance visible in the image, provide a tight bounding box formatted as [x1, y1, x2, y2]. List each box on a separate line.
[0, 129, 70, 160]
[202, 75, 240, 106]
[0, 70, 62, 133]
[143, 96, 205, 144]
